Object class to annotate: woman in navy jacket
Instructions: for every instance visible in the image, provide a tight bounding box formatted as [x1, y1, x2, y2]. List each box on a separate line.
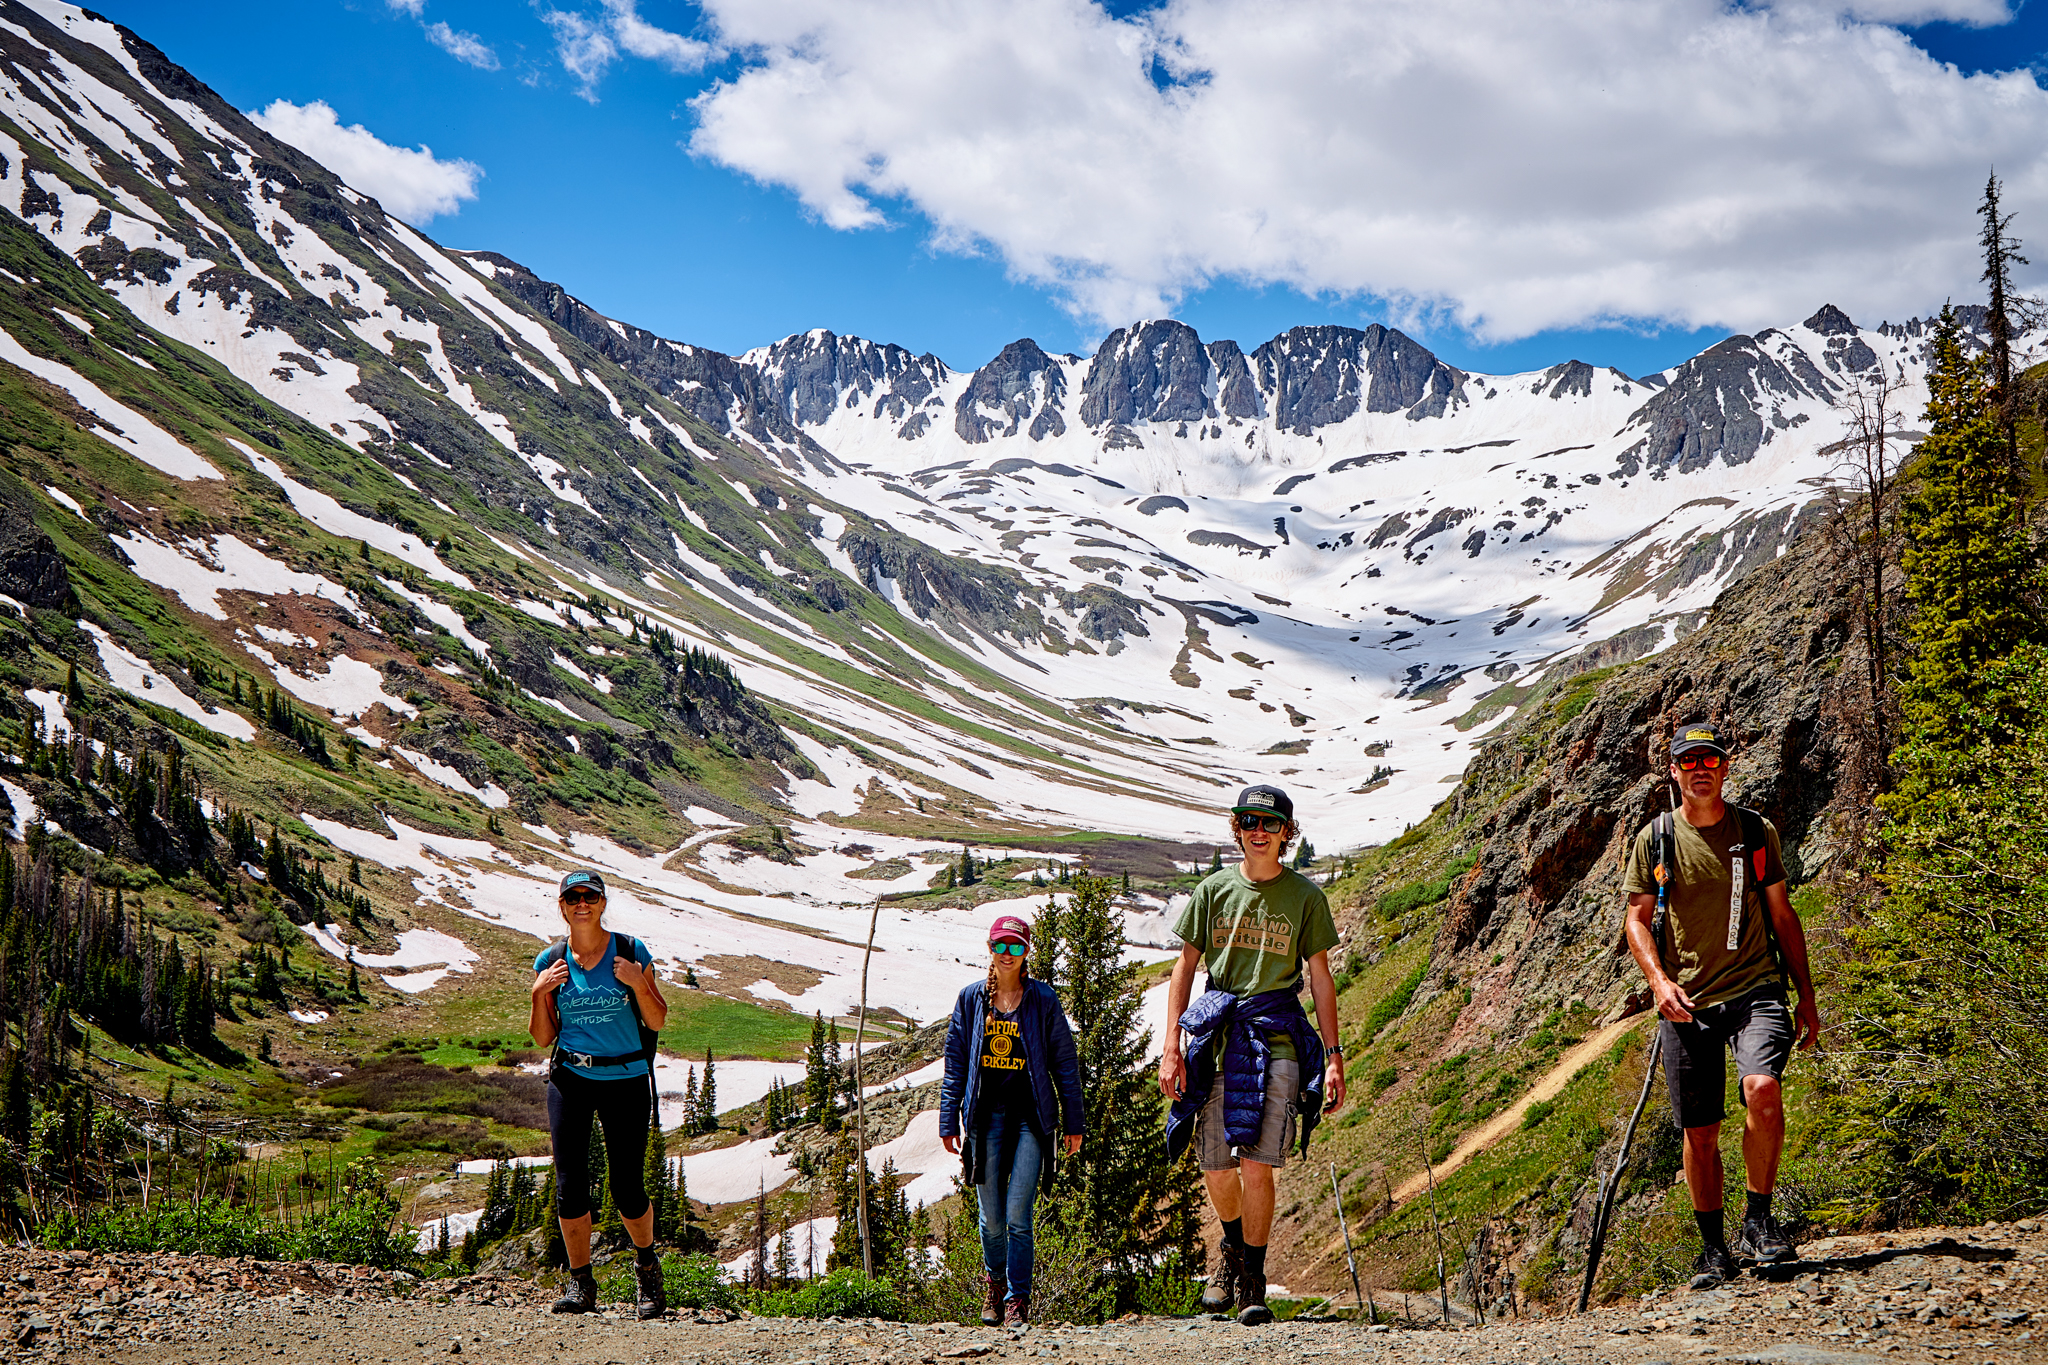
[939, 914, 1085, 1327]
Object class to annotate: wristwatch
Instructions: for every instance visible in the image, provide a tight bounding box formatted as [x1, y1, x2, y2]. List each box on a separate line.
[1326, 1043, 1344, 1058]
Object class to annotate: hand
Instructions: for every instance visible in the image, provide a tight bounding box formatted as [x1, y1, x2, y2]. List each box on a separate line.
[613, 957, 647, 991]
[942, 1134, 960, 1155]
[1157, 1048, 1186, 1101]
[1324, 1058, 1346, 1113]
[533, 959, 570, 997]
[1794, 993, 1821, 1050]
[1063, 1134, 1083, 1157]
[1653, 978, 1696, 1025]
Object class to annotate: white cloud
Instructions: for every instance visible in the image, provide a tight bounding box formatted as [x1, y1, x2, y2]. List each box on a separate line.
[607, 0, 710, 71]
[249, 100, 483, 224]
[543, 8, 619, 102]
[425, 20, 500, 70]
[685, 0, 2048, 341]
[386, 0, 426, 16]
[543, 2, 709, 99]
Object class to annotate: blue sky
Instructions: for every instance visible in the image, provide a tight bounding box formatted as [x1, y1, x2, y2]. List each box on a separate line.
[97, 1, 2048, 378]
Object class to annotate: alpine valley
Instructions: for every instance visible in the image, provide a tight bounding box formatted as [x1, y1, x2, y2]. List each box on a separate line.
[0, 0, 2029, 1301]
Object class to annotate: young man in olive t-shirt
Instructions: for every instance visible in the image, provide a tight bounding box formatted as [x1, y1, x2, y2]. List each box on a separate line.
[1623, 722, 1820, 1286]
[1160, 784, 1345, 1324]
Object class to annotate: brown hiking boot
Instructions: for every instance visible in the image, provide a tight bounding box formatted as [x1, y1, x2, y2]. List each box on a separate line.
[1201, 1240, 1241, 1312]
[981, 1275, 1003, 1326]
[550, 1270, 598, 1314]
[1004, 1296, 1029, 1327]
[1237, 1268, 1273, 1326]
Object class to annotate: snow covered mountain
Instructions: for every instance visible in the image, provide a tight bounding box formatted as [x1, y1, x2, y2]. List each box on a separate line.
[0, 0, 2021, 1041]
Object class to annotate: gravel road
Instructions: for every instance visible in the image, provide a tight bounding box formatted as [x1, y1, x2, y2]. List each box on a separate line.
[10, 1223, 2046, 1364]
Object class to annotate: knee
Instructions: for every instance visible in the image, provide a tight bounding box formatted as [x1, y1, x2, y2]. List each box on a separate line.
[1682, 1125, 1721, 1157]
[1744, 1076, 1783, 1119]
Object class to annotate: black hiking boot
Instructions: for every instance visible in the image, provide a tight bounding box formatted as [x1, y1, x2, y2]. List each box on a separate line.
[551, 1270, 598, 1314]
[635, 1258, 667, 1319]
[1202, 1241, 1241, 1313]
[1742, 1213, 1796, 1264]
[1004, 1295, 1029, 1327]
[1236, 1269, 1274, 1326]
[982, 1275, 1004, 1326]
[1689, 1243, 1740, 1289]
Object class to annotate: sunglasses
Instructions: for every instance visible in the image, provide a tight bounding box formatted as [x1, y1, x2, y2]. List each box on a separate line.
[1235, 813, 1288, 833]
[1674, 753, 1725, 771]
[989, 942, 1027, 956]
[561, 888, 605, 904]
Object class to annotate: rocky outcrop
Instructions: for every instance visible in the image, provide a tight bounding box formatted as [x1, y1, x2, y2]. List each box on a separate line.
[1077, 319, 1213, 428]
[1252, 324, 1469, 433]
[0, 479, 71, 609]
[955, 338, 1066, 442]
[1612, 335, 1824, 477]
[838, 521, 1042, 642]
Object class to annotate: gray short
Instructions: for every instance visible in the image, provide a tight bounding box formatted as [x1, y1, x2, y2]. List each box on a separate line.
[1660, 984, 1796, 1130]
[1195, 1058, 1299, 1170]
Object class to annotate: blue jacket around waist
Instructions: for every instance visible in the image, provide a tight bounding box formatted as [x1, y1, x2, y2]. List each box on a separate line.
[1164, 986, 1325, 1162]
[939, 977, 1085, 1190]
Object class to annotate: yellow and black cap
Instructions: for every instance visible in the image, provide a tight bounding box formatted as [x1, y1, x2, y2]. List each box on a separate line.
[1669, 723, 1730, 759]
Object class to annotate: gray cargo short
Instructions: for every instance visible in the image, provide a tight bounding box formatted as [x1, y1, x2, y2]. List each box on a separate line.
[1195, 1057, 1299, 1170]
[1659, 982, 1796, 1130]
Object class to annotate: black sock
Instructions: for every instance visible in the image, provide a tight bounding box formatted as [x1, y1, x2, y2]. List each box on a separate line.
[570, 1263, 596, 1282]
[636, 1245, 658, 1267]
[1221, 1218, 1244, 1250]
[1746, 1190, 1772, 1224]
[1242, 1243, 1267, 1278]
[1694, 1208, 1726, 1250]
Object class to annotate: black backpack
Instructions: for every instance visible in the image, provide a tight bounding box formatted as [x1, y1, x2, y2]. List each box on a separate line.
[1652, 806, 1790, 988]
[541, 932, 660, 1100]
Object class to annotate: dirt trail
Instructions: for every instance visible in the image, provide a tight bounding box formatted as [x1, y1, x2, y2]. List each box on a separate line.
[1391, 1013, 1649, 1204]
[13, 1223, 2048, 1364]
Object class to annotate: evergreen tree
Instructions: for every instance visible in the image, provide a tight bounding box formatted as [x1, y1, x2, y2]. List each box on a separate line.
[63, 662, 82, 706]
[699, 1047, 717, 1132]
[1031, 896, 1062, 990]
[684, 1065, 698, 1132]
[1050, 875, 1174, 1282]
[1977, 172, 2042, 481]
[804, 1012, 830, 1121]
[643, 1095, 673, 1243]
[958, 846, 978, 887]
[1895, 306, 2041, 747]
[1208, 848, 1222, 874]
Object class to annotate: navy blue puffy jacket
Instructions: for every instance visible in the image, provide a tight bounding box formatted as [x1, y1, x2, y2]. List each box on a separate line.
[939, 978, 1085, 1187]
[1164, 986, 1325, 1162]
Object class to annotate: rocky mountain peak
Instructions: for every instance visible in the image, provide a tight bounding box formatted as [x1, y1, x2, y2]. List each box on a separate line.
[1076, 318, 1214, 429]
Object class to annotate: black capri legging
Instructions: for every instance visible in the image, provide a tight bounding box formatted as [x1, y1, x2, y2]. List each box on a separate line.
[547, 1067, 651, 1221]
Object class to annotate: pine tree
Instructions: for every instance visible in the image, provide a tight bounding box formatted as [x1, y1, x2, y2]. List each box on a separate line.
[1977, 172, 2042, 482]
[1894, 305, 2041, 748]
[643, 1094, 672, 1244]
[804, 1012, 829, 1122]
[1208, 848, 1222, 874]
[699, 1048, 717, 1132]
[958, 846, 978, 887]
[1051, 875, 1174, 1281]
[63, 662, 82, 706]
[1031, 896, 1062, 990]
[684, 1065, 698, 1132]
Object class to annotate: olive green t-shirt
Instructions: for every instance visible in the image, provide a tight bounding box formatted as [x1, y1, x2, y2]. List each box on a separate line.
[1622, 807, 1787, 1007]
[1173, 866, 1339, 1061]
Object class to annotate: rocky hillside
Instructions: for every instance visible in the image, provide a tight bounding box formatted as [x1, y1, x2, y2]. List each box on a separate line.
[1261, 509, 1867, 1301]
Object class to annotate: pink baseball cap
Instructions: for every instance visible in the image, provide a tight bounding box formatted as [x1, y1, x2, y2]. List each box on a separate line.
[988, 915, 1032, 946]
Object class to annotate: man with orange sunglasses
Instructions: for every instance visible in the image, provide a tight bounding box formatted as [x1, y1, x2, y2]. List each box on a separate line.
[1623, 722, 1820, 1286]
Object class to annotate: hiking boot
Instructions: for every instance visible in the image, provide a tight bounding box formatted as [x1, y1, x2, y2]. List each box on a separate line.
[635, 1258, 667, 1320]
[1201, 1240, 1241, 1313]
[1742, 1213, 1796, 1265]
[1004, 1296, 1029, 1327]
[1689, 1244, 1740, 1289]
[981, 1275, 1004, 1326]
[1236, 1268, 1274, 1326]
[551, 1271, 598, 1314]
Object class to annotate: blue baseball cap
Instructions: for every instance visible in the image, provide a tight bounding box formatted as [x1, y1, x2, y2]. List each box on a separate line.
[557, 869, 607, 896]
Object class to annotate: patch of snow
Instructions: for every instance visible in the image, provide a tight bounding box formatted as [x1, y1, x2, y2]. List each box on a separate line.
[239, 444, 472, 589]
[22, 687, 65, 735]
[43, 484, 85, 517]
[245, 644, 417, 720]
[393, 745, 510, 809]
[0, 325, 219, 479]
[455, 1155, 552, 1176]
[412, 1208, 484, 1253]
[115, 530, 364, 622]
[1, 778, 39, 840]
[288, 1009, 329, 1024]
[81, 622, 255, 740]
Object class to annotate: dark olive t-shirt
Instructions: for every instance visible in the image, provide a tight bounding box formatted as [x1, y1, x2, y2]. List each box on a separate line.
[1622, 808, 1787, 1007]
[1172, 866, 1338, 1061]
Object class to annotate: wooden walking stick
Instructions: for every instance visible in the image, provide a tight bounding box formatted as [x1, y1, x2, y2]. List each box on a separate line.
[853, 898, 880, 1277]
[1330, 1162, 1367, 1321]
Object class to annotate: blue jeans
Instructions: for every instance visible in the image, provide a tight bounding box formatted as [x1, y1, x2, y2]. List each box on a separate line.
[975, 1108, 1044, 1303]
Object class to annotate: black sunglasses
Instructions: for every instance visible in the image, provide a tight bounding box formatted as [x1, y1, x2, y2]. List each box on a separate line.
[1674, 752, 1725, 771]
[1235, 813, 1288, 833]
[562, 887, 605, 904]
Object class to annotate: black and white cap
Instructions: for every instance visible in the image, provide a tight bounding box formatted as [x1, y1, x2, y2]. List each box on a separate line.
[1231, 784, 1294, 821]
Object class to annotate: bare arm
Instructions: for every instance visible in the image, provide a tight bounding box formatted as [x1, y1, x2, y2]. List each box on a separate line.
[529, 960, 568, 1047]
[1764, 882, 1821, 1049]
[613, 957, 669, 1031]
[1156, 942, 1202, 1100]
[1306, 950, 1345, 1112]
[1624, 891, 1695, 1023]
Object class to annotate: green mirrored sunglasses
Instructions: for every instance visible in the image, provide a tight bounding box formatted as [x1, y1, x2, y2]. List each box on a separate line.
[989, 941, 1027, 956]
